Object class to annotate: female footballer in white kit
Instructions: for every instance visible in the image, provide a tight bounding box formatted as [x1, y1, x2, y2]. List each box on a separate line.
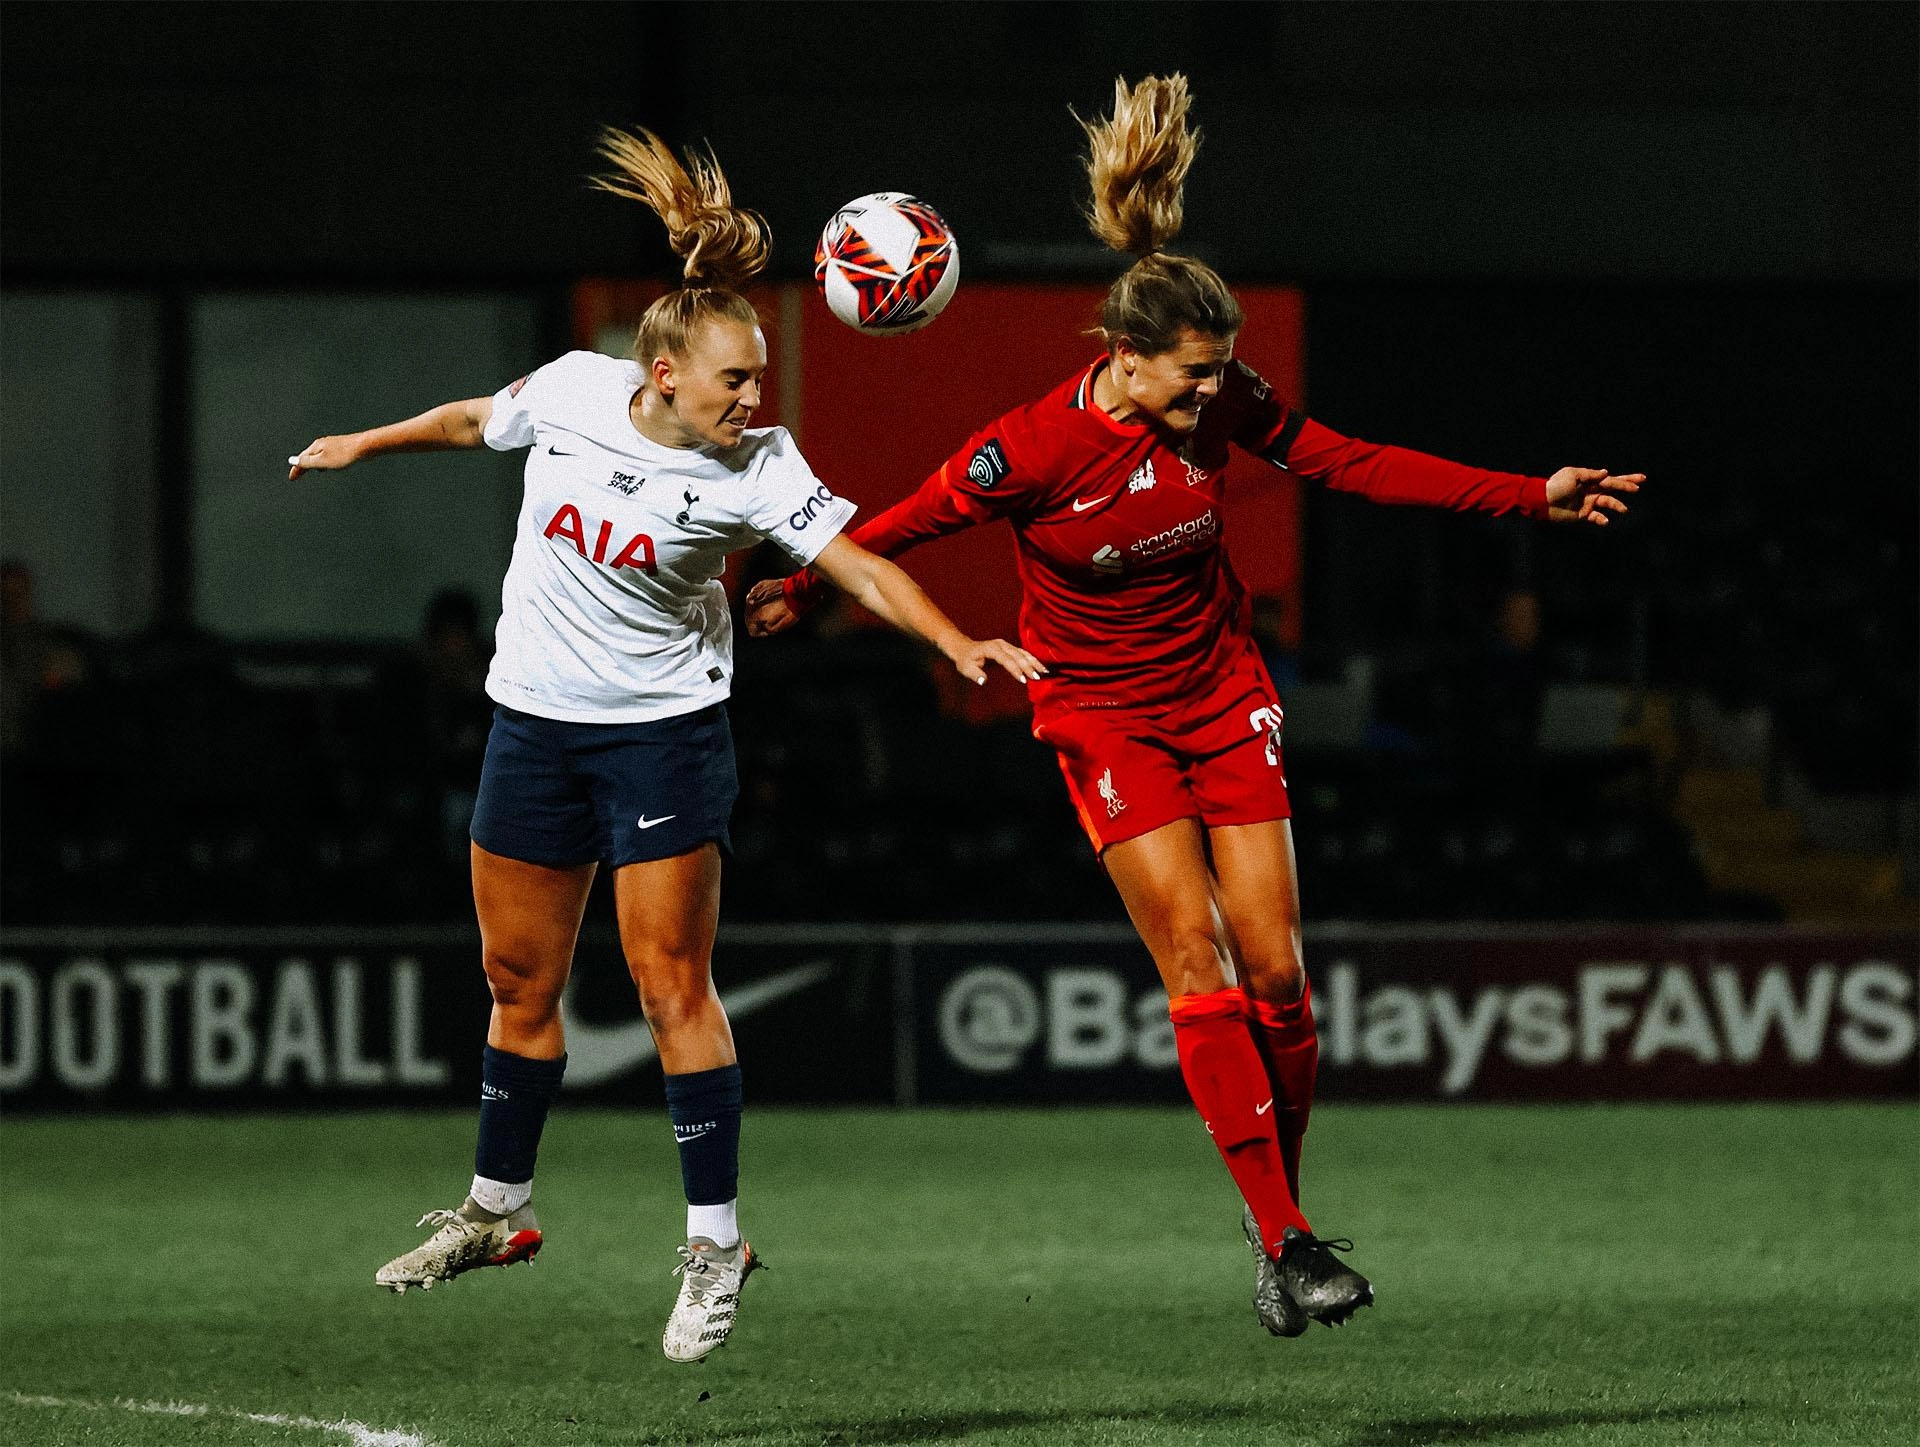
[287, 127, 1043, 1361]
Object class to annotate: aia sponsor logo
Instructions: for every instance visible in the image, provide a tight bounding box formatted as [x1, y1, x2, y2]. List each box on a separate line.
[543, 505, 657, 574]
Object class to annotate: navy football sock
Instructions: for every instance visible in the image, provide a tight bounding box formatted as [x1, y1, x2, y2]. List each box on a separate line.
[474, 1046, 567, 1188]
[664, 1063, 743, 1206]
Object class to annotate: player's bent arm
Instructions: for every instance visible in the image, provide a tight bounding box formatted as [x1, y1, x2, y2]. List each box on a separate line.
[805, 534, 1045, 686]
[288, 396, 494, 479]
[777, 464, 994, 618]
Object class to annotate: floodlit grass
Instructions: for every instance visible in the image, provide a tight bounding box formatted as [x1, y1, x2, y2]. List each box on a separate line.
[2, 1104, 1915, 1445]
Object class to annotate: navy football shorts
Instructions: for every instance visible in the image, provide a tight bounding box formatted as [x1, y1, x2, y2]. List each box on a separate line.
[470, 703, 738, 869]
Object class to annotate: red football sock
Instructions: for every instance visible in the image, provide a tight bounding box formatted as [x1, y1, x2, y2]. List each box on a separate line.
[1249, 981, 1319, 1205]
[1169, 986, 1310, 1251]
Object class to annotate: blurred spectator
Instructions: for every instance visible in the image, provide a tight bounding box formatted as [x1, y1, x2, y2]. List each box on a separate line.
[1, 558, 90, 759]
[418, 587, 492, 864]
[1465, 586, 1547, 803]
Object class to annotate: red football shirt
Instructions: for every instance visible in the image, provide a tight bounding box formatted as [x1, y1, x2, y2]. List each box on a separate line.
[786, 357, 1549, 712]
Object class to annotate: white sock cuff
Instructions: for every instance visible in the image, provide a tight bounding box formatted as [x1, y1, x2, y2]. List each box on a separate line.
[470, 1174, 533, 1216]
[687, 1199, 739, 1248]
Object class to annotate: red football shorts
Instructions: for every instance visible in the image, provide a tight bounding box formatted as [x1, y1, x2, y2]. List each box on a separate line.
[1031, 647, 1291, 854]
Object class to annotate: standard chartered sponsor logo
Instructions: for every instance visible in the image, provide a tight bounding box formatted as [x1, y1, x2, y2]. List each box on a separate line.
[933, 958, 1917, 1089]
[1130, 509, 1217, 559]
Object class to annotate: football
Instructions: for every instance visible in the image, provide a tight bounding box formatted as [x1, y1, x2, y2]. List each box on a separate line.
[814, 192, 959, 335]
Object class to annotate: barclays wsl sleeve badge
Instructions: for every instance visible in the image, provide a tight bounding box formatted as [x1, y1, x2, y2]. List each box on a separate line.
[966, 439, 1008, 490]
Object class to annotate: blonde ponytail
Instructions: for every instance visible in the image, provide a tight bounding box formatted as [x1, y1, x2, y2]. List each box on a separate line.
[1078, 75, 1243, 355]
[590, 126, 769, 363]
[1078, 73, 1199, 256]
[591, 126, 770, 290]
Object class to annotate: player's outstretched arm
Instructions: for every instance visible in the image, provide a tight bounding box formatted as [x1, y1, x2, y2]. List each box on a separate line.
[1543, 467, 1644, 527]
[804, 535, 1046, 686]
[287, 396, 495, 479]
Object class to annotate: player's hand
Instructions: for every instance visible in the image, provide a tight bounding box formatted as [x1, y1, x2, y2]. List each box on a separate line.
[287, 435, 363, 480]
[1544, 467, 1643, 527]
[947, 638, 1048, 686]
[744, 578, 799, 637]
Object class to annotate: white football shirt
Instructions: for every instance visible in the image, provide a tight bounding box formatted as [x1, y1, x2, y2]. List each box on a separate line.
[481, 350, 855, 723]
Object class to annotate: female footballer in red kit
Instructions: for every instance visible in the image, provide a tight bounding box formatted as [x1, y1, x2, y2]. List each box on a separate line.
[749, 75, 1642, 1336]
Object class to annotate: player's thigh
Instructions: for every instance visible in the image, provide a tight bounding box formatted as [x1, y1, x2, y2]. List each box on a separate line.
[1104, 818, 1235, 999]
[470, 840, 597, 997]
[611, 842, 723, 1000]
[470, 705, 602, 872]
[1207, 817, 1306, 1003]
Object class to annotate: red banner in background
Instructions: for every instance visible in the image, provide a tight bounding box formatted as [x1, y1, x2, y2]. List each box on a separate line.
[573, 279, 1307, 720]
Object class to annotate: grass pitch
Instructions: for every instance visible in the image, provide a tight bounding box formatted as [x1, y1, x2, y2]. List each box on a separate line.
[2, 1104, 1914, 1446]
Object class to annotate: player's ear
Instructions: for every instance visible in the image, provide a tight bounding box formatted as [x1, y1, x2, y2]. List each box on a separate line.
[651, 353, 676, 400]
[1112, 335, 1141, 377]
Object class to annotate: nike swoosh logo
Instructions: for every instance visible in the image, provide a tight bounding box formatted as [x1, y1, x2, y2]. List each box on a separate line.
[1070, 495, 1112, 513]
[560, 961, 836, 1086]
[636, 814, 678, 829]
[547, 444, 575, 456]
[1256, 1099, 1274, 1115]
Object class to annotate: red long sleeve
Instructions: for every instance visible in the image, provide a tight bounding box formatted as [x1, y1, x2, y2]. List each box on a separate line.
[1281, 415, 1549, 519]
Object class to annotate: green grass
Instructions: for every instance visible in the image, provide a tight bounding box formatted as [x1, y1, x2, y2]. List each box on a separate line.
[2, 1105, 1915, 1446]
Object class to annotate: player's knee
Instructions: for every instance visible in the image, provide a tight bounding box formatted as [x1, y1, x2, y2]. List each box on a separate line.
[1241, 934, 1306, 1005]
[630, 955, 716, 1040]
[481, 947, 565, 1022]
[1162, 923, 1231, 997]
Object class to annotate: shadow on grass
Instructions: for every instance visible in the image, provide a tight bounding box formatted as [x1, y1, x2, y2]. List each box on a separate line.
[628, 1401, 1259, 1445]
[1343, 1401, 1736, 1445]
[621, 1398, 1740, 1446]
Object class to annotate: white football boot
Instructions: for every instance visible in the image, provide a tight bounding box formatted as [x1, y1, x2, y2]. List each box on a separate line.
[662, 1237, 761, 1362]
[374, 1197, 542, 1293]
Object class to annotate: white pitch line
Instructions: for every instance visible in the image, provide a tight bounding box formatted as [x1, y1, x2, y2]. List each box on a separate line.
[7, 1391, 438, 1447]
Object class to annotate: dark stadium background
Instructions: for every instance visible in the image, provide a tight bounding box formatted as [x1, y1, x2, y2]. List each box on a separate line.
[0, 2, 1913, 1097]
[1, 8, 1915, 1447]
